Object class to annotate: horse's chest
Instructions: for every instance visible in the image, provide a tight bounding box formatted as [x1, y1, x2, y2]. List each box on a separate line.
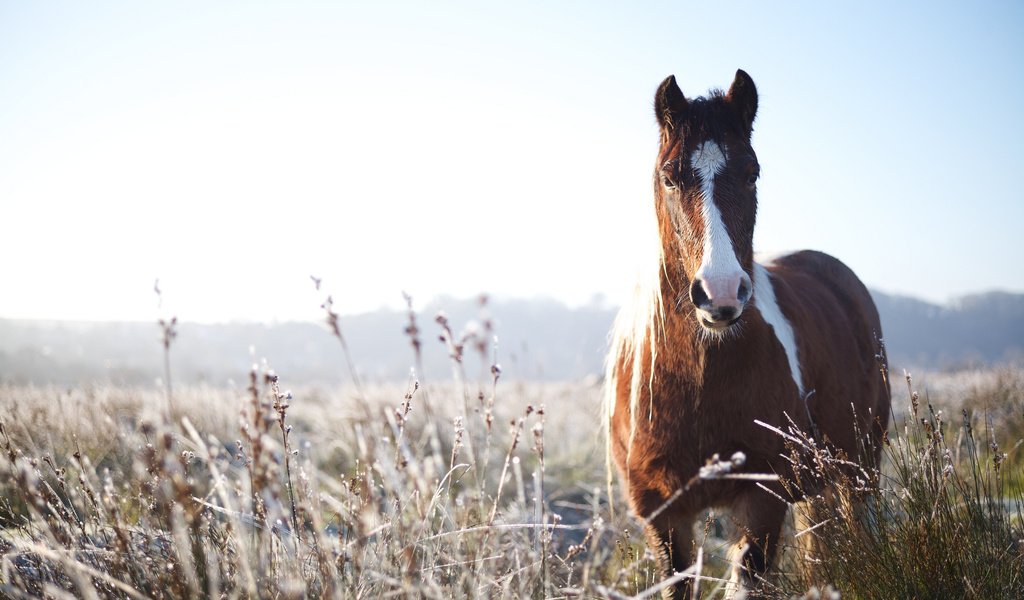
[636, 382, 789, 472]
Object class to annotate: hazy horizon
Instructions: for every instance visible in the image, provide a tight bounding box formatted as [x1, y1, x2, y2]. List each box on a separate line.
[1, 286, 1021, 327]
[3, 2, 1022, 323]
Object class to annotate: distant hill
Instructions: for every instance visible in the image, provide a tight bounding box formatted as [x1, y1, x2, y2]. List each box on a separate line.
[871, 290, 1024, 368]
[1, 291, 1021, 386]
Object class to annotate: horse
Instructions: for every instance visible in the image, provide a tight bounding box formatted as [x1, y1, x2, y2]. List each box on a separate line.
[604, 69, 890, 597]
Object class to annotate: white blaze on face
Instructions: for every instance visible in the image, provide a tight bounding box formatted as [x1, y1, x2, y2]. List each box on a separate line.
[691, 141, 745, 306]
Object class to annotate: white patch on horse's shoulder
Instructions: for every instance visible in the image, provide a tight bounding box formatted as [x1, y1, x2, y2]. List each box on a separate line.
[754, 250, 797, 266]
[752, 262, 803, 396]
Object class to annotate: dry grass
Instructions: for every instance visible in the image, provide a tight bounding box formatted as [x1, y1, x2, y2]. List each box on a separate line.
[764, 369, 1024, 599]
[0, 310, 1022, 598]
[0, 365, 676, 598]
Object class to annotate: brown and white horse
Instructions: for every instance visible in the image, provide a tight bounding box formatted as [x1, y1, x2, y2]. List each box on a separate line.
[605, 70, 890, 597]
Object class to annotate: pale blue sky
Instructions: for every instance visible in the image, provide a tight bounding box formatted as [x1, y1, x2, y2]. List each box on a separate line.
[2, 1, 1022, 321]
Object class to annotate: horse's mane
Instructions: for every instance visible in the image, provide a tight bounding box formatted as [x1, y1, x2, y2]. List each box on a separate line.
[602, 210, 667, 507]
[603, 254, 665, 424]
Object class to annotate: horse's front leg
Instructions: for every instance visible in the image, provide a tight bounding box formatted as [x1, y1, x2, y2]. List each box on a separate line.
[726, 489, 789, 597]
[635, 489, 696, 599]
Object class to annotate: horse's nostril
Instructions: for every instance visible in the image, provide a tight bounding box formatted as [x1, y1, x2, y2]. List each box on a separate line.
[737, 279, 751, 304]
[690, 278, 710, 308]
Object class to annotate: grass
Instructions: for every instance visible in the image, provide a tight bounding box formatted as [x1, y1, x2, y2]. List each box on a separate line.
[0, 371, 647, 597]
[765, 369, 1024, 599]
[0, 304, 1022, 598]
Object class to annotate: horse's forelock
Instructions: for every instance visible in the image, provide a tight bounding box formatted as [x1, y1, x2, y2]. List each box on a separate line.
[659, 91, 750, 159]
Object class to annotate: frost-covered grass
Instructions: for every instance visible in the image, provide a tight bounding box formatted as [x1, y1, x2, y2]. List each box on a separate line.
[0, 316, 1021, 598]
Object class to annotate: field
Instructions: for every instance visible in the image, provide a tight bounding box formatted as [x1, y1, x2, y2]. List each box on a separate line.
[0, 321, 1022, 599]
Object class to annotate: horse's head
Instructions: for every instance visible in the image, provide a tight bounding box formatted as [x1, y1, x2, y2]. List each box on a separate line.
[654, 70, 760, 334]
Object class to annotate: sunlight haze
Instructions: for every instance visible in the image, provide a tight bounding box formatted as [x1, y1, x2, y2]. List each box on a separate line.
[2, 1, 1022, 322]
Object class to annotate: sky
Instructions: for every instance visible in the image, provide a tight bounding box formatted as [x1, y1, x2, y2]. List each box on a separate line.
[2, 1, 1022, 322]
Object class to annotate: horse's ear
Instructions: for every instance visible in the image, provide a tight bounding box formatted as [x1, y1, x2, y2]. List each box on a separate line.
[726, 69, 758, 133]
[655, 75, 687, 132]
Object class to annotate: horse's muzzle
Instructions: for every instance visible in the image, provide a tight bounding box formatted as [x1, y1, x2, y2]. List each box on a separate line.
[690, 272, 751, 331]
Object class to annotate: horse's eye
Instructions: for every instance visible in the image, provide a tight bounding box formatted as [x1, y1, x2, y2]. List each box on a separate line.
[746, 167, 760, 186]
[662, 175, 676, 189]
